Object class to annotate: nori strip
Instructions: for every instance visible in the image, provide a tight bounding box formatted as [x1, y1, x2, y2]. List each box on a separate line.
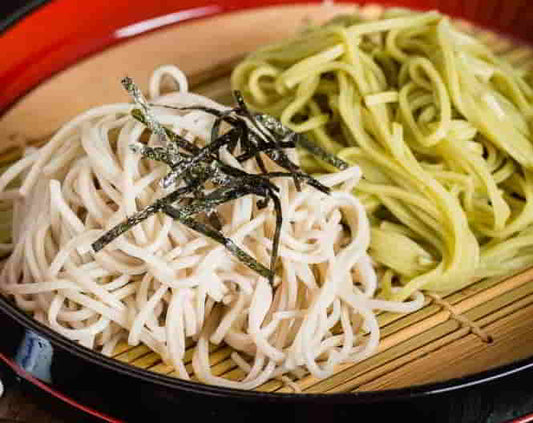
[255, 112, 349, 170]
[129, 143, 178, 166]
[93, 78, 348, 283]
[122, 78, 176, 156]
[131, 109, 201, 156]
[233, 91, 303, 191]
[295, 134, 349, 170]
[163, 205, 272, 280]
[92, 181, 208, 252]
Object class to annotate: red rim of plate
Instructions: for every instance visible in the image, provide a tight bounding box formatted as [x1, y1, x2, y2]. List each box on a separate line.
[2, 0, 533, 114]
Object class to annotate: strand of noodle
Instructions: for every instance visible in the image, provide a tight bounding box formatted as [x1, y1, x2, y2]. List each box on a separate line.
[0, 149, 39, 193]
[0, 64, 425, 389]
[20, 104, 132, 196]
[101, 333, 123, 357]
[128, 285, 168, 346]
[149, 65, 189, 99]
[166, 289, 190, 379]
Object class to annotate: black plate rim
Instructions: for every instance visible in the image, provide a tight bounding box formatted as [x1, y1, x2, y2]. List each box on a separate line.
[3, 254, 533, 404]
[0, 0, 50, 34]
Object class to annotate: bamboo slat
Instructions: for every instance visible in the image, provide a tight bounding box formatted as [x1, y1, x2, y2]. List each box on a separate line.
[358, 301, 533, 391]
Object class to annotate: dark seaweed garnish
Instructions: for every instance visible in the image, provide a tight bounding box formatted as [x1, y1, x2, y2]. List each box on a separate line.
[92, 78, 346, 284]
[122, 77, 177, 157]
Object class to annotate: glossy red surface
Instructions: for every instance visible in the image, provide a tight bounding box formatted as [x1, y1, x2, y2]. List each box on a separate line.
[1, 0, 533, 113]
[512, 414, 533, 423]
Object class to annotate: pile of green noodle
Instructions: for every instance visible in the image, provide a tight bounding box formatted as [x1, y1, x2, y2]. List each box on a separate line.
[231, 9, 533, 302]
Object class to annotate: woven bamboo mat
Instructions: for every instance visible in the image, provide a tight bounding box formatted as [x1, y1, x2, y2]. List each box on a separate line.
[2, 3, 533, 394]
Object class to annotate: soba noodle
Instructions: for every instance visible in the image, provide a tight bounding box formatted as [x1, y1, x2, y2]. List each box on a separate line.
[0, 66, 422, 389]
[232, 9, 533, 302]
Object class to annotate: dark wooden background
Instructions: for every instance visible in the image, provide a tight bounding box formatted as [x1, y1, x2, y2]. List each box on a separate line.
[0, 365, 71, 423]
[0, 382, 67, 423]
[0, 0, 49, 33]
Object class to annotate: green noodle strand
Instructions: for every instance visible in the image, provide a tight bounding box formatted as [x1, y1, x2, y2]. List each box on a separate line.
[232, 9, 533, 301]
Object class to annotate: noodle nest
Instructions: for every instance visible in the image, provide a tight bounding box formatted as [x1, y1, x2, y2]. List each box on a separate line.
[232, 8, 533, 302]
[0, 66, 421, 389]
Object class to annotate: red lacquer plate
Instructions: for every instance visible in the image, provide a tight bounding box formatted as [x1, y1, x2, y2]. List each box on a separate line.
[2, 1, 533, 422]
[2, 0, 533, 114]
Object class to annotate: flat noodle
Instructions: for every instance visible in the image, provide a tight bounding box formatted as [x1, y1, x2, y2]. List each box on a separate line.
[0, 66, 422, 389]
[232, 8, 533, 301]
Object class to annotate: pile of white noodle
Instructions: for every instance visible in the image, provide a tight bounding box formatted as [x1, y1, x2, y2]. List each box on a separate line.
[0, 66, 423, 389]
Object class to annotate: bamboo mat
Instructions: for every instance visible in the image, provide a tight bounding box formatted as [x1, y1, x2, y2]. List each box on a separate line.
[2, 3, 533, 394]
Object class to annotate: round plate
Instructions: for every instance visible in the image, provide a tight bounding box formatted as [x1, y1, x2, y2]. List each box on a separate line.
[2, 1, 533, 422]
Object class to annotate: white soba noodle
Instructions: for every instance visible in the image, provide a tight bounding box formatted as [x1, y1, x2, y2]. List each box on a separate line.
[0, 66, 423, 389]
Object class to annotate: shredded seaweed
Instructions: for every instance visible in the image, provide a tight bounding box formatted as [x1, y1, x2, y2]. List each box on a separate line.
[122, 78, 176, 156]
[93, 79, 345, 283]
[255, 113, 349, 170]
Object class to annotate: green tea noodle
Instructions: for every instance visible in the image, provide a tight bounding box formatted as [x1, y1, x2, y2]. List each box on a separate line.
[0, 66, 422, 389]
[232, 9, 533, 301]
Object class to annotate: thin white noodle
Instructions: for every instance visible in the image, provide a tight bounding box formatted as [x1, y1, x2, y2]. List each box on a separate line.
[149, 65, 189, 99]
[0, 65, 423, 389]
